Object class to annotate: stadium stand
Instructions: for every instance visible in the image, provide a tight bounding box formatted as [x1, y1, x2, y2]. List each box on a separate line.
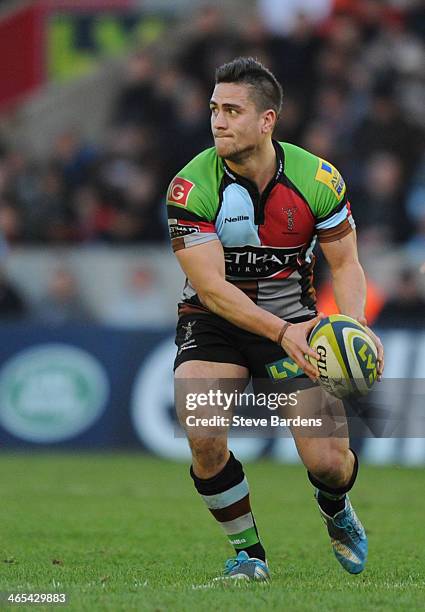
[0, 0, 423, 319]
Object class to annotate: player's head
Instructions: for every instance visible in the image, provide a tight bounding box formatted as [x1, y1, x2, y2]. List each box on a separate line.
[211, 57, 283, 163]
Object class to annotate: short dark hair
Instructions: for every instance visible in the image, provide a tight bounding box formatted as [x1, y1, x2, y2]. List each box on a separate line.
[215, 57, 283, 117]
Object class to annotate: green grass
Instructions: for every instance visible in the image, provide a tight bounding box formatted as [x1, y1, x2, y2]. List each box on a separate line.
[0, 454, 424, 611]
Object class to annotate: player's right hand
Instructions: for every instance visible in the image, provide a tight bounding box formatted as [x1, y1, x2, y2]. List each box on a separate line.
[280, 315, 324, 381]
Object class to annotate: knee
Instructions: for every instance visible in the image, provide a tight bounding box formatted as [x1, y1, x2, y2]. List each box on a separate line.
[307, 448, 352, 487]
[189, 437, 229, 479]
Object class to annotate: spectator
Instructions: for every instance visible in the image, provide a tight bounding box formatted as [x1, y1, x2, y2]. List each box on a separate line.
[0, 196, 23, 243]
[52, 130, 98, 192]
[265, 12, 321, 112]
[257, 0, 332, 36]
[178, 5, 238, 92]
[72, 185, 112, 243]
[111, 52, 158, 127]
[352, 83, 424, 179]
[301, 122, 336, 161]
[352, 152, 407, 245]
[31, 164, 73, 242]
[0, 266, 27, 320]
[376, 268, 425, 327]
[100, 265, 170, 327]
[0, 0, 423, 253]
[33, 267, 93, 326]
[162, 82, 212, 179]
[406, 152, 425, 259]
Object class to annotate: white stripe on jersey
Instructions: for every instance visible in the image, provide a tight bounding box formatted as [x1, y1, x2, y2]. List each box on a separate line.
[315, 204, 350, 230]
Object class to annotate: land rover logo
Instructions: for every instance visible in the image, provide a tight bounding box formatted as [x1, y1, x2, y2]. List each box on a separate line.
[0, 344, 109, 443]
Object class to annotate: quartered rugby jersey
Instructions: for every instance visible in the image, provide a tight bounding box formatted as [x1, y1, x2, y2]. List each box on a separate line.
[167, 140, 355, 321]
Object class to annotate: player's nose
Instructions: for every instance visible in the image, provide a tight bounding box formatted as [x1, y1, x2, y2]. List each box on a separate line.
[212, 110, 228, 130]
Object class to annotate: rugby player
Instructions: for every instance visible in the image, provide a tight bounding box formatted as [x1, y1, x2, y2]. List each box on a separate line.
[166, 57, 384, 581]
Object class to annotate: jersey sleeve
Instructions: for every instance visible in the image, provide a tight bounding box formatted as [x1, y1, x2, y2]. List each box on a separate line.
[312, 158, 355, 243]
[166, 175, 218, 253]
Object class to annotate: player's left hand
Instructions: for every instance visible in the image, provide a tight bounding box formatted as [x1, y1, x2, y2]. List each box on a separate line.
[357, 317, 384, 380]
[280, 314, 325, 381]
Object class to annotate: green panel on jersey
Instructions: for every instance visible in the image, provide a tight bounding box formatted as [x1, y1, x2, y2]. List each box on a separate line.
[279, 142, 346, 220]
[166, 147, 223, 221]
[167, 141, 347, 223]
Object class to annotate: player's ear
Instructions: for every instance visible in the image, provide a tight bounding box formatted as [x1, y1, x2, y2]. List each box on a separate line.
[261, 109, 276, 134]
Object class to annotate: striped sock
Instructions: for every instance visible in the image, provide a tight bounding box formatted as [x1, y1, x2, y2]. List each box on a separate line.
[190, 451, 266, 561]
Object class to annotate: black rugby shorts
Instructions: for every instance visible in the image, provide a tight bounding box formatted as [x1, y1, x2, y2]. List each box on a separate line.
[174, 311, 315, 381]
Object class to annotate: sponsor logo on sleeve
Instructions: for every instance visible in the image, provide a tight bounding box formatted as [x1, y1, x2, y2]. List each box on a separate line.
[315, 160, 346, 199]
[168, 219, 200, 239]
[167, 177, 195, 207]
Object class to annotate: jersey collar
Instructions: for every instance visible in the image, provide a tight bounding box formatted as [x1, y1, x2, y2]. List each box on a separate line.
[222, 139, 284, 191]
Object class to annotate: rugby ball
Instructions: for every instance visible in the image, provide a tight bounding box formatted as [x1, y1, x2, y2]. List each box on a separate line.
[308, 314, 378, 399]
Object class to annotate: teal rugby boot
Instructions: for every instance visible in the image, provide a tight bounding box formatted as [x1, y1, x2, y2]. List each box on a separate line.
[316, 492, 368, 574]
[222, 550, 270, 581]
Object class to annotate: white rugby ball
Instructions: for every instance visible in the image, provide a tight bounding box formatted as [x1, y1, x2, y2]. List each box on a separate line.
[308, 314, 378, 399]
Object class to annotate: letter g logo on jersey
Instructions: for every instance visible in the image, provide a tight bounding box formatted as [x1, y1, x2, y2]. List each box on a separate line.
[168, 177, 195, 207]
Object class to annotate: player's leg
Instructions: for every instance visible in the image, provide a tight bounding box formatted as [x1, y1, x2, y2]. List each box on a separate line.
[236, 319, 367, 573]
[290, 386, 354, 497]
[290, 386, 368, 574]
[175, 359, 269, 580]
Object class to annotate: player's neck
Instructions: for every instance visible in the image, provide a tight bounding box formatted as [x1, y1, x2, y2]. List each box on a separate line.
[226, 140, 277, 194]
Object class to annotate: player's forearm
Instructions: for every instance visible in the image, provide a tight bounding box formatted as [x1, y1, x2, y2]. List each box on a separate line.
[331, 261, 367, 321]
[198, 278, 285, 343]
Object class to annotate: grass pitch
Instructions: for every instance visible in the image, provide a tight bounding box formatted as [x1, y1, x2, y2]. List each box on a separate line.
[1, 453, 424, 611]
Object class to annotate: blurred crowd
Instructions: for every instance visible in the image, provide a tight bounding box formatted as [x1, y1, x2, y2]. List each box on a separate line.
[0, 0, 424, 324]
[0, 261, 172, 327]
[0, 0, 424, 252]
